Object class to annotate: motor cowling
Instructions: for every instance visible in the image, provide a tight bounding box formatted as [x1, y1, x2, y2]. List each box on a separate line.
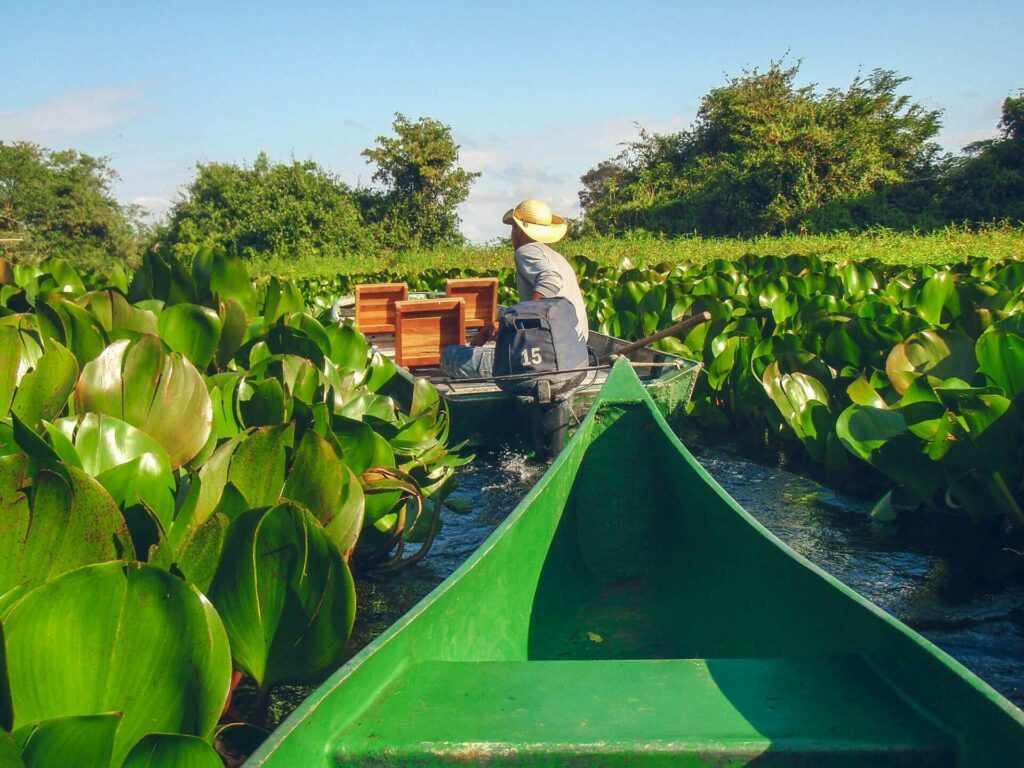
[493, 298, 589, 400]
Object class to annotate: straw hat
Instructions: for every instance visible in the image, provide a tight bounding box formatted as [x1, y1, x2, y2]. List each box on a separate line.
[502, 199, 567, 244]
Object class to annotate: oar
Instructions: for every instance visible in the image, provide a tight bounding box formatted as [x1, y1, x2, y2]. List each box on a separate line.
[599, 311, 712, 364]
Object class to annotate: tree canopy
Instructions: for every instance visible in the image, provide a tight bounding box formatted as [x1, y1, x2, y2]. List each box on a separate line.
[938, 92, 1024, 225]
[579, 62, 944, 236]
[158, 152, 375, 262]
[0, 142, 145, 268]
[361, 113, 480, 248]
[156, 114, 479, 261]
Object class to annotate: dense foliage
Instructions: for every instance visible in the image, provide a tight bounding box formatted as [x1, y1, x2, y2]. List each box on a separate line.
[0, 250, 466, 765]
[156, 114, 479, 266]
[158, 153, 376, 263]
[0, 142, 147, 269]
[580, 64, 1022, 237]
[579, 62, 943, 236]
[361, 113, 480, 248]
[938, 93, 1024, 225]
[293, 252, 1024, 530]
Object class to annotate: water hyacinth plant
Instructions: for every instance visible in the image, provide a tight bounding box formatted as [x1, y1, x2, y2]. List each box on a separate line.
[0, 250, 466, 763]
[292, 252, 1024, 528]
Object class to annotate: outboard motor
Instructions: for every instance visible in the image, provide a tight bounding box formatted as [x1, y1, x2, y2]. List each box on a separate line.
[493, 298, 589, 460]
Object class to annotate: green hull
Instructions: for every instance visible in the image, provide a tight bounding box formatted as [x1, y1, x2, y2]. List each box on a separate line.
[248, 360, 1024, 767]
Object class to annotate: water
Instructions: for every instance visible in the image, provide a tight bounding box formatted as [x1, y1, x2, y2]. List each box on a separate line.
[259, 443, 1024, 734]
[696, 445, 1024, 707]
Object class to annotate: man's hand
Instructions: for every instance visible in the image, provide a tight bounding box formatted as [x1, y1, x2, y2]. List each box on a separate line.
[470, 320, 500, 347]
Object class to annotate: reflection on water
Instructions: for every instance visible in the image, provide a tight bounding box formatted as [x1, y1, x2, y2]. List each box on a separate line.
[698, 445, 1024, 708]
[265, 443, 1024, 729]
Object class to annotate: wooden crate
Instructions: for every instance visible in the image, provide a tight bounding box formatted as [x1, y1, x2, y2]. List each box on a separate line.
[446, 278, 499, 330]
[395, 297, 466, 368]
[355, 283, 409, 333]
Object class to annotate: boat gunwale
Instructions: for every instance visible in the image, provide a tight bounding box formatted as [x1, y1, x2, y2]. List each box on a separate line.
[246, 359, 1024, 765]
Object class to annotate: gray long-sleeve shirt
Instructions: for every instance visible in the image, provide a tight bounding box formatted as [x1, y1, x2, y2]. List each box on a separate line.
[514, 242, 589, 341]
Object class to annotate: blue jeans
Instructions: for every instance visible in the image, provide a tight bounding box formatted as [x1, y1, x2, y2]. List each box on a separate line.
[441, 345, 494, 379]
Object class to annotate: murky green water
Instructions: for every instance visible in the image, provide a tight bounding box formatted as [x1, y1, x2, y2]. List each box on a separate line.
[261, 444, 1024, 731]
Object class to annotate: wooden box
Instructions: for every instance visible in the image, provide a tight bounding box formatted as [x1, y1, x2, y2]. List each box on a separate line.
[395, 297, 466, 368]
[446, 278, 499, 330]
[355, 283, 409, 334]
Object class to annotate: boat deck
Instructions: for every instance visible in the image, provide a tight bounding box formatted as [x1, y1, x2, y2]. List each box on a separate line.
[330, 656, 956, 766]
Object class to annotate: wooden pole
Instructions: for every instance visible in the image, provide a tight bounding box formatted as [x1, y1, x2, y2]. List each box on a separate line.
[599, 311, 712, 364]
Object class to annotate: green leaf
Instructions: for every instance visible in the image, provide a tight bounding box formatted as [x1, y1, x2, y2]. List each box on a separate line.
[77, 289, 158, 336]
[846, 376, 886, 408]
[283, 431, 365, 557]
[208, 502, 356, 688]
[4, 562, 231, 766]
[916, 270, 958, 325]
[239, 377, 286, 427]
[0, 458, 132, 597]
[175, 513, 229, 594]
[0, 734, 21, 768]
[121, 733, 223, 768]
[157, 303, 222, 370]
[885, 329, 977, 395]
[75, 336, 213, 468]
[18, 714, 120, 768]
[215, 299, 248, 369]
[835, 405, 907, 461]
[227, 424, 293, 508]
[41, 297, 107, 367]
[976, 329, 1024, 399]
[263, 277, 305, 323]
[870, 490, 898, 522]
[324, 323, 370, 378]
[8, 341, 77, 429]
[54, 413, 176, 527]
[0, 623, 12, 733]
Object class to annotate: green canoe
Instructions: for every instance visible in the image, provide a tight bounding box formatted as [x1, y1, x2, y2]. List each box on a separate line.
[247, 359, 1024, 767]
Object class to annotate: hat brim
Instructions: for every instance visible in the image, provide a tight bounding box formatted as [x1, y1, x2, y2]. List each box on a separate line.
[502, 209, 568, 244]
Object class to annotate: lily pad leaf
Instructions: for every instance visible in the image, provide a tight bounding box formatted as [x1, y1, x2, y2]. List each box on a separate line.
[157, 303, 222, 370]
[75, 336, 213, 468]
[17, 713, 120, 768]
[121, 733, 223, 768]
[3, 562, 231, 767]
[208, 502, 356, 689]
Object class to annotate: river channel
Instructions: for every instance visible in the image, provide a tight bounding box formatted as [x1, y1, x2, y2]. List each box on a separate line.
[258, 443, 1024, 731]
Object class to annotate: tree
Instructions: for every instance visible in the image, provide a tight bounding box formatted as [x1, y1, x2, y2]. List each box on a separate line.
[0, 141, 144, 268]
[938, 91, 1024, 225]
[579, 62, 943, 236]
[361, 114, 480, 247]
[158, 152, 376, 261]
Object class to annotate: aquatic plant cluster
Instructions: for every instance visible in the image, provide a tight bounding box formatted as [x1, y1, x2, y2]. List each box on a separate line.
[0, 251, 466, 766]
[297, 253, 1024, 528]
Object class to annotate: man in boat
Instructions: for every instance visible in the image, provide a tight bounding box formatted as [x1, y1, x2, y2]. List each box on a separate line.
[440, 198, 589, 379]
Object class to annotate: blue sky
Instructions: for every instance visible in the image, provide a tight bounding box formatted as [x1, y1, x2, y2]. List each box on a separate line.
[2, 1, 1021, 241]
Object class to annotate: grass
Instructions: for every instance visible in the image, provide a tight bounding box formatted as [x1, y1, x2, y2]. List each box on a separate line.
[249, 223, 1024, 280]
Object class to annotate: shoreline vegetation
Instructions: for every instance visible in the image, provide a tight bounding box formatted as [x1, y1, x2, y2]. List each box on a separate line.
[249, 224, 1024, 281]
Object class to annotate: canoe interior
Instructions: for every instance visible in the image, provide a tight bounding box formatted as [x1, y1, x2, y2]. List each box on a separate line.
[249, 361, 1024, 768]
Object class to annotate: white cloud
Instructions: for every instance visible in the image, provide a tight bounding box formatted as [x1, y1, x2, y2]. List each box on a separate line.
[0, 83, 148, 145]
[129, 196, 174, 217]
[938, 127, 999, 152]
[456, 115, 691, 242]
